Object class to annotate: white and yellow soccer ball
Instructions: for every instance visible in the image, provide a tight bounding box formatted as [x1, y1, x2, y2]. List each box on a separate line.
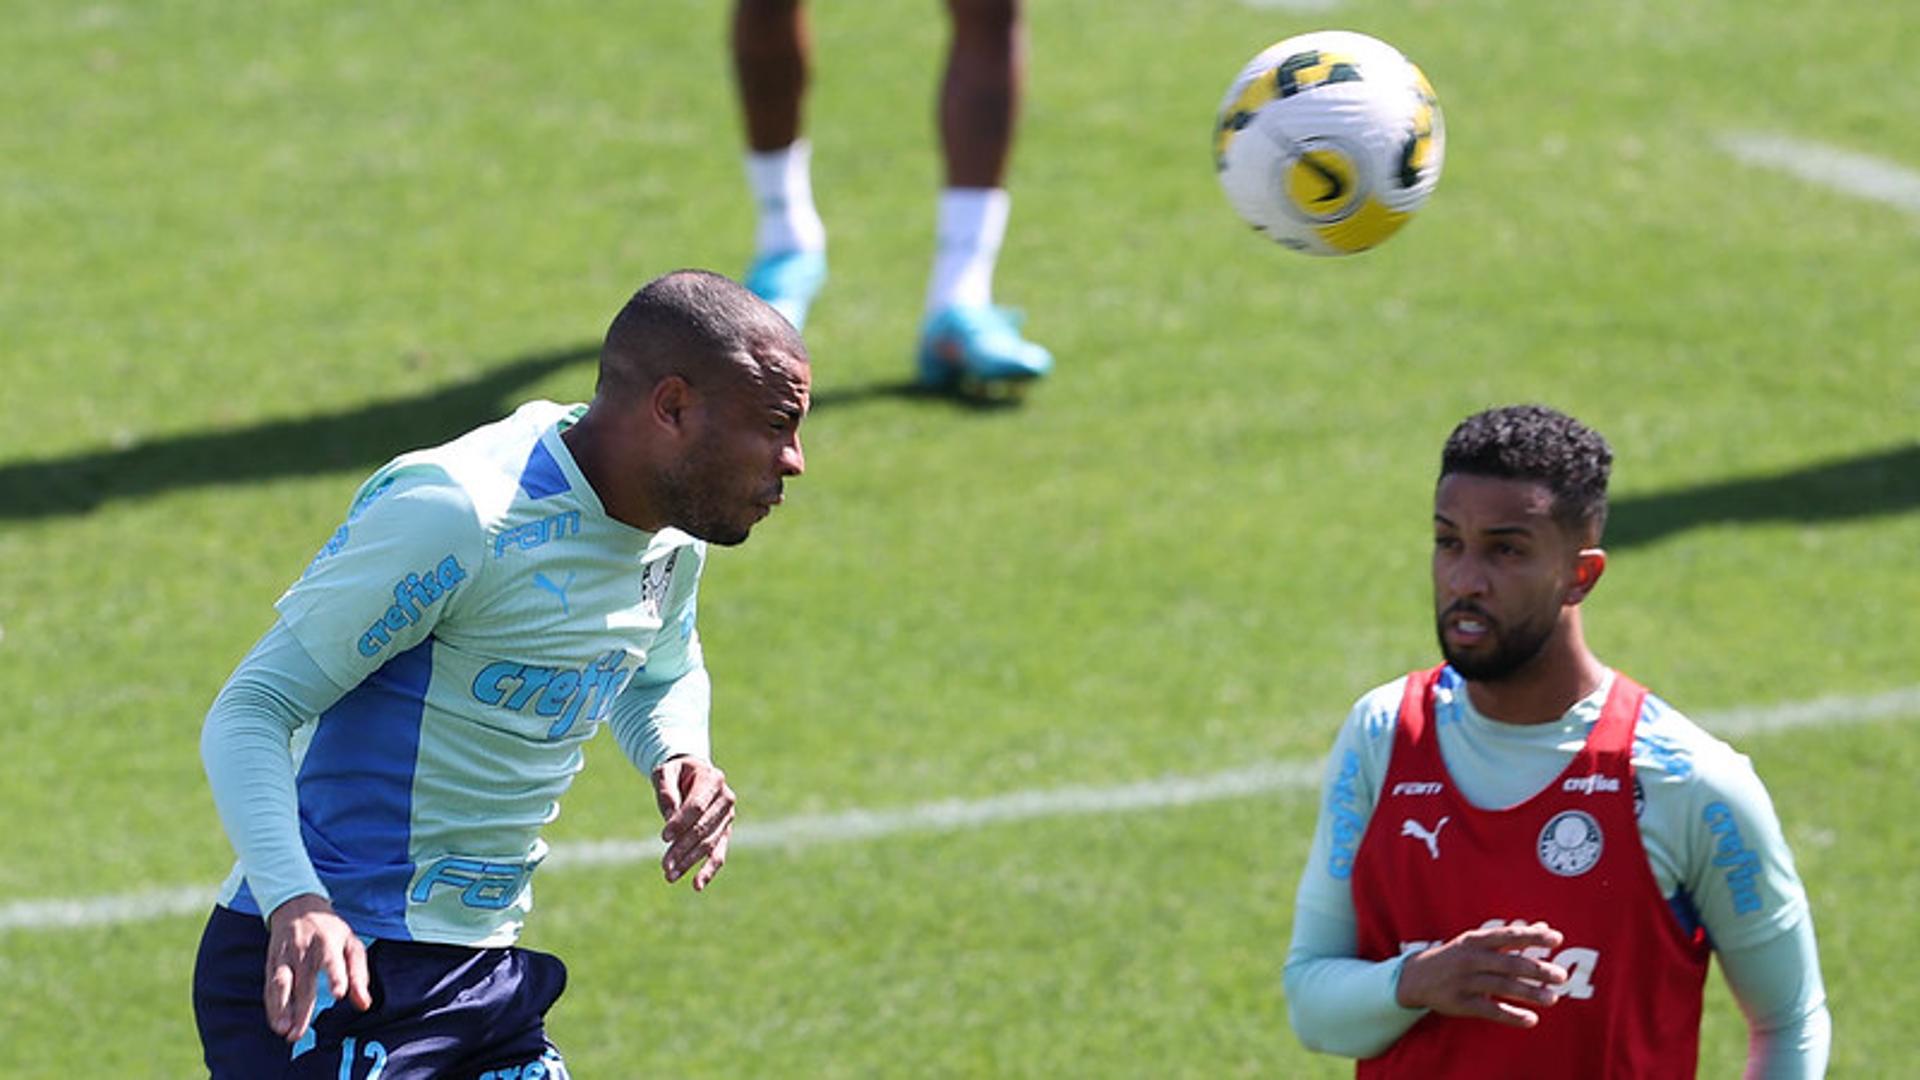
[1213, 30, 1444, 256]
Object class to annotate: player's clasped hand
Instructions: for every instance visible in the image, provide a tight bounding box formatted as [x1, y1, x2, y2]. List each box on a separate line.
[1395, 921, 1570, 1028]
[263, 894, 372, 1044]
[652, 756, 737, 892]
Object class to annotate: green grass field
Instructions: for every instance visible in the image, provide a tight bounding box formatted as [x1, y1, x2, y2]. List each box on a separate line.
[3, 0, 1916, 1074]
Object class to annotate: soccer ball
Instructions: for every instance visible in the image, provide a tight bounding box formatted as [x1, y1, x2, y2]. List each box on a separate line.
[1213, 31, 1444, 256]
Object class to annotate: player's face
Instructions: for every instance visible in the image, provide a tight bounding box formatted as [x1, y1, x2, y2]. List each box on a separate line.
[661, 352, 809, 546]
[1431, 473, 1580, 682]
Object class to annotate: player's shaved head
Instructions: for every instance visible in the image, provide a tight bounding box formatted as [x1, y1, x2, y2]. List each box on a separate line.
[597, 269, 805, 402]
[1441, 405, 1612, 542]
[566, 269, 810, 541]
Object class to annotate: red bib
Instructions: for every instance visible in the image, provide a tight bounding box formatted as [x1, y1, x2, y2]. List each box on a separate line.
[1351, 666, 1709, 1079]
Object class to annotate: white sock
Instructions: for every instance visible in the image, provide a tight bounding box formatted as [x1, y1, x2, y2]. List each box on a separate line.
[745, 139, 826, 256]
[926, 187, 1009, 313]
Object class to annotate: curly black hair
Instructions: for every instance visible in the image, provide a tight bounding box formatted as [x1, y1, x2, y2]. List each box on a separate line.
[1440, 405, 1612, 540]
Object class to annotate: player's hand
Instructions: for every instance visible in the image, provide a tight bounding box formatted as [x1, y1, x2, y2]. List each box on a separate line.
[263, 893, 373, 1044]
[652, 756, 736, 891]
[1395, 921, 1569, 1027]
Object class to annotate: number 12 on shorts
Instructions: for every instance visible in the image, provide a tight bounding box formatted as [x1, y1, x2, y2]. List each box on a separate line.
[338, 1036, 388, 1080]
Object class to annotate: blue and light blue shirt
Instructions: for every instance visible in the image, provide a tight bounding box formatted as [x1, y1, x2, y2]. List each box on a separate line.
[206, 401, 711, 946]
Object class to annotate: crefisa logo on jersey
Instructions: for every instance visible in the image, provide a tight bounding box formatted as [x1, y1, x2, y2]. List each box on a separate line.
[1325, 750, 1366, 880]
[1537, 809, 1604, 877]
[470, 648, 634, 740]
[1561, 773, 1620, 795]
[357, 555, 468, 657]
[1704, 801, 1765, 914]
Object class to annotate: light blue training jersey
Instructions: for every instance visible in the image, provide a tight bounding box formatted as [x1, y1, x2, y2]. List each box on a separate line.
[214, 401, 709, 946]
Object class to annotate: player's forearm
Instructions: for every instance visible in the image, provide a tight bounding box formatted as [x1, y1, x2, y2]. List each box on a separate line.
[200, 624, 345, 917]
[1284, 709, 1417, 1058]
[1282, 951, 1426, 1058]
[1720, 915, 1831, 1078]
[203, 678, 326, 914]
[609, 664, 714, 775]
[1283, 890, 1425, 1060]
[1746, 1004, 1831, 1080]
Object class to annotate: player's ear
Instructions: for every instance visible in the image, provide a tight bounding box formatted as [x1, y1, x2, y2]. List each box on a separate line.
[1566, 548, 1606, 605]
[648, 375, 697, 435]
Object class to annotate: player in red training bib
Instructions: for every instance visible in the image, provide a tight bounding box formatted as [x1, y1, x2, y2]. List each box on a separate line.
[1285, 405, 1830, 1078]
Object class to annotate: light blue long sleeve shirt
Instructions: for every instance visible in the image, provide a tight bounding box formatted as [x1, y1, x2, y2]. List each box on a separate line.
[202, 402, 713, 946]
[1284, 669, 1830, 1076]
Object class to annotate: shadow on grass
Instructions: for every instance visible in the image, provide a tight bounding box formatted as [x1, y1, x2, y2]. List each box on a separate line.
[1607, 443, 1920, 549]
[17, 338, 1902, 534]
[0, 344, 1017, 522]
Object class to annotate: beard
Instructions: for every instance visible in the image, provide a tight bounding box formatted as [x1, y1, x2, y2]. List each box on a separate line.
[673, 504, 752, 546]
[656, 456, 755, 547]
[1436, 603, 1556, 682]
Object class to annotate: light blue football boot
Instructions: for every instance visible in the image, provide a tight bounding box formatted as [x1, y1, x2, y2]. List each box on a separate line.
[744, 249, 828, 332]
[915, 304, 1053, 396]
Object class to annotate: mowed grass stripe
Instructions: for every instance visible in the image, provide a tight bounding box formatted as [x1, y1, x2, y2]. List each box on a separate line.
[7, 684, 1916, 934]
[1718, 130, 1920, 215]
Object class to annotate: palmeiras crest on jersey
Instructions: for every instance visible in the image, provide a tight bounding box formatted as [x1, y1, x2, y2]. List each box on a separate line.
[1537, 809, 1604, 877]
[639, 550, 679, 621]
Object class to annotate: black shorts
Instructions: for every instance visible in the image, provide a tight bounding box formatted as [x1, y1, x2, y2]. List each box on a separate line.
[192, 905, 569, 1079]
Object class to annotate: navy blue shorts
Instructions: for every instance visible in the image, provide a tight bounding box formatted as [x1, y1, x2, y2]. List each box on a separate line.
[193, 905, 570, 1080]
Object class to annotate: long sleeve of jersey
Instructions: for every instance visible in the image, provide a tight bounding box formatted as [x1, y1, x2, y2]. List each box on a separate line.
[201, 622, 351, 920]
[204, 469, 476, 922]
[1283, 919, 1425, 1058]
[1283, 675, 1830, 1072]
[1668, 736, 1832, 1078]
[1283, 695, 1429, 1058]
[1720, 922, 1831, 1078]
[608, 543, 713, 775]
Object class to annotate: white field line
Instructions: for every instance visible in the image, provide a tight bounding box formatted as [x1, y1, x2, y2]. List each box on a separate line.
[1238, 0, 1345, 11]
[5, 684, 1917, 935]
[1718, 130, 1920, 216]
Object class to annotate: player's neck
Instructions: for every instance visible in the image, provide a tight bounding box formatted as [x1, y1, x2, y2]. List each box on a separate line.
[1463, 616, 1607, 726]
[561, 411, 666, 533]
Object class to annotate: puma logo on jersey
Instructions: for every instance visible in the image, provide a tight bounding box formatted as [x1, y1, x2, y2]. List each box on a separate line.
[1401, 816, 1450, 860]
[1401, 918, 1601, 1001]
[532, 570, 576, 615]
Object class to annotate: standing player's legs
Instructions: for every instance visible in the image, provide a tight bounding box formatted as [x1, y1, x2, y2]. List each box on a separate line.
[917, 0, 1052, 392]
[734, 0, 828, 331]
